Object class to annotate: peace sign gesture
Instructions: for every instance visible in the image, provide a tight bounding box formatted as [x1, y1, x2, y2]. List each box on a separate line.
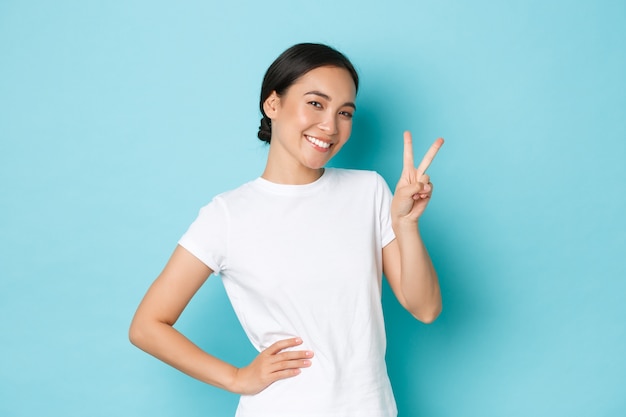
[391, 131, 444, 223]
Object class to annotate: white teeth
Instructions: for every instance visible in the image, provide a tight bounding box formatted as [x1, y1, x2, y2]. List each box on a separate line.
[306, 135, 331, 149]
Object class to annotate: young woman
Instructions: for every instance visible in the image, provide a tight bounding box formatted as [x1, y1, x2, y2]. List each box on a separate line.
[129, 43, 443, 417]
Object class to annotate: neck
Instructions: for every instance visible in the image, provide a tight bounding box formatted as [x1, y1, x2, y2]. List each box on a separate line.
[261, 165, 324, 185]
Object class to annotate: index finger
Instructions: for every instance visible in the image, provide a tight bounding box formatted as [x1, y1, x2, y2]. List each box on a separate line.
[402, 131, 415, 173]
[416, 138, 444, 175]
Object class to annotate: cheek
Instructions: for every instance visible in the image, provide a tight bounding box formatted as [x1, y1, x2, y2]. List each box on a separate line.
[300, 108, 322, 126]
[298, 111, 312, 125]
[277, 106, 310, 132]
[332, 132, 351, 154]
[339, 120, 353, 138]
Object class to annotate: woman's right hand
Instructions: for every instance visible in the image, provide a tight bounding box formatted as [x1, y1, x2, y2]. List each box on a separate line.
[231, 337, 314, 395]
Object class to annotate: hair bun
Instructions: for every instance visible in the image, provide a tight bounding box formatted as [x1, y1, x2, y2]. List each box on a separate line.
[258, 117, 272, 143]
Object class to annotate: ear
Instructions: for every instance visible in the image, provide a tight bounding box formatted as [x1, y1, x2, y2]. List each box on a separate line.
[263, 91, 280, 118]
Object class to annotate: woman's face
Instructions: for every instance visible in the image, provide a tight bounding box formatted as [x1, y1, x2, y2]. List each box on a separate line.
[264, 66, 357, 178]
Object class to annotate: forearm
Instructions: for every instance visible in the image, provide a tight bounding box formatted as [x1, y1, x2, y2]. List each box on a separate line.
[392, 219, 442, 322]
[129, 319, 238, 392]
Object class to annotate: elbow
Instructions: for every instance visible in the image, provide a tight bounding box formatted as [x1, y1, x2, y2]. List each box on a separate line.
[128, 321, 142, 348]
[129, 314, 174, 351]
[415, 310, 440, 324]
[410, 303, 442, 324]
[128, 317, 150, 349]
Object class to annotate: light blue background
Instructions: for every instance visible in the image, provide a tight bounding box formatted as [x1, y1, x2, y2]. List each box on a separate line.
[1, 1, 624, 416]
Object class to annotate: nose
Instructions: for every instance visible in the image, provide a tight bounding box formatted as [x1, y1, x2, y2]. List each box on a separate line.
[318, 112, 338, 135]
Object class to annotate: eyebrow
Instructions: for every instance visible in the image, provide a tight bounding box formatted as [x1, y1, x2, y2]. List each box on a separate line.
[304, 90, 357, 111]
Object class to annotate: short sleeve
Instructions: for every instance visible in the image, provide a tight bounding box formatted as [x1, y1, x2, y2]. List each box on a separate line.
[178, 197, 229, 274]
[375, 173, 396, 248]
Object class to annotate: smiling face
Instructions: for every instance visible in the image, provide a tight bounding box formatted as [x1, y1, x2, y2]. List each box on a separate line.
[262, 66, 357, 184]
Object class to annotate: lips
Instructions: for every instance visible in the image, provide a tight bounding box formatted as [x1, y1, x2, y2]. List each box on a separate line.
[305, 135, 331, 150]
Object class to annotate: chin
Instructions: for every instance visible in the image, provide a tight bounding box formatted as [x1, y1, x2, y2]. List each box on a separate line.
[306, 151, 340, 170]
[304, 158, 331, 171]
[305, 164, 326, 172]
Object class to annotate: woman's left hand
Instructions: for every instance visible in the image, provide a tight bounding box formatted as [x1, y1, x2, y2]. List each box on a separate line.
[391, 131, 444, 223]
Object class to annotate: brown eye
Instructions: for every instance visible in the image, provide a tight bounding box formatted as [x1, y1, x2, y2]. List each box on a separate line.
[308, 101, 322, 108]
[339, 110, 353, 119]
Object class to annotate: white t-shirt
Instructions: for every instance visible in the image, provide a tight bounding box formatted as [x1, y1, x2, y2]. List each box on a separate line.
[179, 168, 398, 417]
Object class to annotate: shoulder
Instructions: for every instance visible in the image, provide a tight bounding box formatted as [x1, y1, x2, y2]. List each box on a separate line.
[204, 178, 260, 205]
[187, 179, 259, 223]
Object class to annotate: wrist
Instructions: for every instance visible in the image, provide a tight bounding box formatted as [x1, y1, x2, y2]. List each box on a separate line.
[392, 216, 420, 230]
[225, 366, 243, 394]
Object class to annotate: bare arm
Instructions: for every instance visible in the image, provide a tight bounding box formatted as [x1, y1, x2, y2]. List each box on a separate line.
[383, 132, 443, 323]
[129, 245, 313, 394]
